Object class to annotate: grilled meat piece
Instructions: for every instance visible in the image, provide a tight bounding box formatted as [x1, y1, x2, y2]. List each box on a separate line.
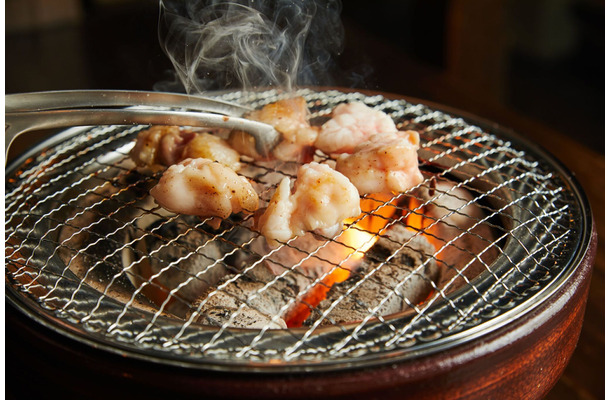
[314, 101, 397, 155]
[336, 130, 423, 195]
[181, 132, 242, 171]
[130, 125, 196, 168]
[231, 96, 318, 162]
[150, 158, 259, 228]
[257, 162, 361, 246]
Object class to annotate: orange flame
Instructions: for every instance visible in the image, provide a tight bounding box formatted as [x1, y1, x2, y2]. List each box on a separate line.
[405, 196, 432, 233]
[285, 196, 438, 327]
[284, 194, 401, 327]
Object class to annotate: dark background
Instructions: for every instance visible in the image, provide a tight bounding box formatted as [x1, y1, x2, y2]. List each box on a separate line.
[5, 1, 605, 399]
[6, 0, 604, 152]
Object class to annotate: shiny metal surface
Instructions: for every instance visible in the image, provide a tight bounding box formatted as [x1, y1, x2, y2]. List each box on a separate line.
[4, 88, 592, 372]
[5, 90, 279, 159]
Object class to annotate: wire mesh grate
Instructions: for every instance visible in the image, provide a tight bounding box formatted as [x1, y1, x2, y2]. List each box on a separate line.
[5, 89, 586, 370]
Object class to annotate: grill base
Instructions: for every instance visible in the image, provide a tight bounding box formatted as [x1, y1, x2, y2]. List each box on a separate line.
[6, 227, 595, 400]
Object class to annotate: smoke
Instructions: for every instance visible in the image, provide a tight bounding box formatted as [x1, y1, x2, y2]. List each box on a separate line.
[156, 0, 344, 94]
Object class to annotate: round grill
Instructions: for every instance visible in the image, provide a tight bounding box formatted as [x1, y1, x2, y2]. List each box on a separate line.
[5, 88, 593, 372]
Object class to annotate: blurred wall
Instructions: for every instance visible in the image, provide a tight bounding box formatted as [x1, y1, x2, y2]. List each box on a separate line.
[5, 0, 604, 152]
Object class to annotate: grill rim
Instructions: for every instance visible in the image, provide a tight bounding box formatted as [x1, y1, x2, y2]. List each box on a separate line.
[4, 91, 595, 373]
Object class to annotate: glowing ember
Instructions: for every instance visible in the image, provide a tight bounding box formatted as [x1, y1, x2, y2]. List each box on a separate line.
[404, 197, 433, 234]
[412, 180, 500, 292]
[284, 192, 454, 328]
[358, 193, 397, 233]
[333, 194, 406, 278]
[284, 224, 378, 327]
[285, 196, 402, 327]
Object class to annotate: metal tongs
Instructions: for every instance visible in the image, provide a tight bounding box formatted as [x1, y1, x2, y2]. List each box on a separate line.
[5, 89, 281, 160]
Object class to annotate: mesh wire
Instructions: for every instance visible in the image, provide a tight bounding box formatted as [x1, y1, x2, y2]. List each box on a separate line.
[5, 89, 584, 369]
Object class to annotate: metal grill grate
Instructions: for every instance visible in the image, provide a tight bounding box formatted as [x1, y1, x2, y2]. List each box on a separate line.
[5, 89, 588, 371]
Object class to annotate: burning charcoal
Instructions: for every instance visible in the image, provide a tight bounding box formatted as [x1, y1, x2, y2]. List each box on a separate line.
[187, 262, 312, 329]
[250, 232, 359, 279]
[123, 213, 232, 318]
[58, 181, 162, 314]
[305, 224, 439, 326]
[421, 180, 499, 294]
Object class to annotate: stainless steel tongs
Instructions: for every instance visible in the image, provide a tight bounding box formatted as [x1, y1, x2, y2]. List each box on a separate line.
[5, 90, 281, 159]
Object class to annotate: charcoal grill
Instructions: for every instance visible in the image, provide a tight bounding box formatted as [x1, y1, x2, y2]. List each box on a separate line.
[5, 88, 596, 399]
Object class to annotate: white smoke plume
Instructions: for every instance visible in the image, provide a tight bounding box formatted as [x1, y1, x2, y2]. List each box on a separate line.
[157, 0, 344, 94]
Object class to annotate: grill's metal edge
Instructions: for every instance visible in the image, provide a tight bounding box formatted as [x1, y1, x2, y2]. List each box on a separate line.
[4, 90, 594, 374]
